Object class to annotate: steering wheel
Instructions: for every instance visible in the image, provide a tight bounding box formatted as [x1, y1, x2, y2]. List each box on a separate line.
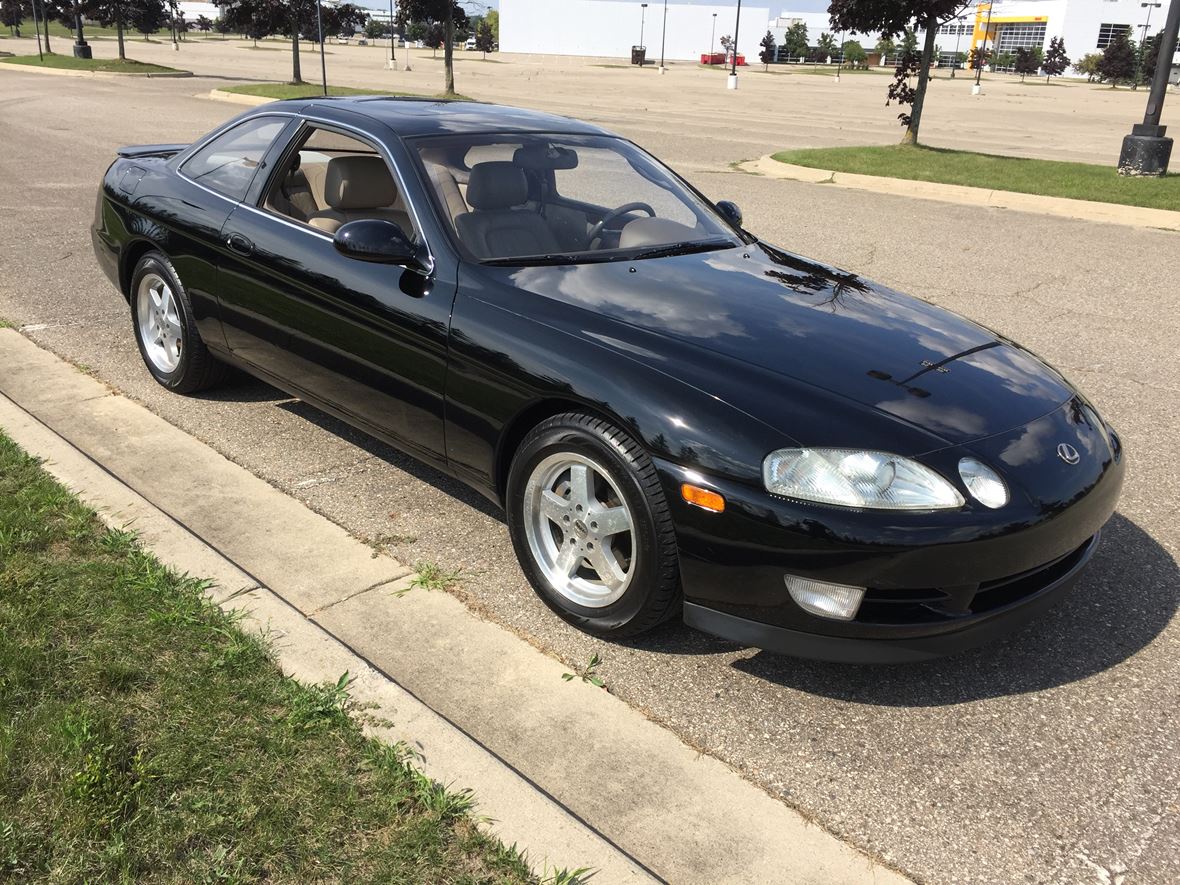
[584, 202, 656, 249]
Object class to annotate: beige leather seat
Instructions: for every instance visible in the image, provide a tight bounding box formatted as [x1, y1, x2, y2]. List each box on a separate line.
[454, 162, 560, 259]
[307, 155, 411, 235]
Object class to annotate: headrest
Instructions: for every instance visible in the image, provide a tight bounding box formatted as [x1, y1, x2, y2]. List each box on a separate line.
[288, 152, 301, 172]
[323, 155, 397, 210]
[466, 161, 528, 210]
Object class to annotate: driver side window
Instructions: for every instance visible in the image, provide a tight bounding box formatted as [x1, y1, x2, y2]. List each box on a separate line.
[262, 125, 417, 239]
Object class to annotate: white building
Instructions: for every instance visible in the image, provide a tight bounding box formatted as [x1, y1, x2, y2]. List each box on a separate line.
[499, 0, 771, 63]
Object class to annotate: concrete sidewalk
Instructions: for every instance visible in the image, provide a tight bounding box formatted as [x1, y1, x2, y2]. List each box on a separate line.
[0, 328, 910, 885]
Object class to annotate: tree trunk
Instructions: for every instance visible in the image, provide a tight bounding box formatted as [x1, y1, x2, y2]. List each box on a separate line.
[43, 14, 51, 52]
[902, 15, 938, 145]
[443, 9, 455, 95]
[291, 22, 302, 83]
[116, 4, 126, 59]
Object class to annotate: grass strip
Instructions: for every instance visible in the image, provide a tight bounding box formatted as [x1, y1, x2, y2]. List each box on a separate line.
[771, 144, 1180, 212]
[0, 430, 562, 883]
[221, 81, 476, 101]
[0, 52, 183, 74]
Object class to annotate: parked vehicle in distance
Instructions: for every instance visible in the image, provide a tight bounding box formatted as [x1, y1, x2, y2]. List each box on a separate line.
[465, 37, 477, 50]
[91, 98, 1125, 663]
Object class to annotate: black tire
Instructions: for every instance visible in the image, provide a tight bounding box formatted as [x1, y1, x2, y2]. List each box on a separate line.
[129, 251, 228, 394]
[506, 412, 681, 637]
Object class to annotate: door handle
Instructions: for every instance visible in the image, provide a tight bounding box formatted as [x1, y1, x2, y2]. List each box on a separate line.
[226, 232, 254, 257]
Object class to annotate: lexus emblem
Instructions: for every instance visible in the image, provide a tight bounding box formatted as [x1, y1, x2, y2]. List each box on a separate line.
[1057, 443, 1081, 465]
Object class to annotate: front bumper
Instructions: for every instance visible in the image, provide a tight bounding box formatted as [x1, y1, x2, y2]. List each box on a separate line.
[683, 532, 1099, 663]
[658, 399, 1125, 662]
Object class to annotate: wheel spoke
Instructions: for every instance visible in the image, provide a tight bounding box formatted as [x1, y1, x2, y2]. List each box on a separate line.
[149, 285, 163, 311]
[555, 542, 582, 578]
[593, 505, 631, 537]
[159, 285, 172, 318]
[164, 315, 183, 338]
[567, 463, 594, 510]
[540, 489, 568, 526]
[586, 543, 627, 591]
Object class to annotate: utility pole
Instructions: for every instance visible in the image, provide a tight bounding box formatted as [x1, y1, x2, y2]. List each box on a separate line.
[952, 14, 965, 78]
[31, 0, 43, 60]
[1118, 0, 1180, 174]
[972, 1, 993, 95]
[727, 0, 742, 89]
[659, 0, 668, 73]
[316, 0, 328, 95]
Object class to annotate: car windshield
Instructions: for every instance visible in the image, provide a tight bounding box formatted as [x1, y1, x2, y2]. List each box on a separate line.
[412, 133, 741, 265]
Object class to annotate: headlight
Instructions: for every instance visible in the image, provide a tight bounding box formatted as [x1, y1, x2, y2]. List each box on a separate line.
[762, 448, 964, 510]
[958, 457, 1008, 509]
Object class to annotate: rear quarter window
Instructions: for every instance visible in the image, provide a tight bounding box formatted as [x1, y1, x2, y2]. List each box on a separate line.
[181, 117, 287, 202]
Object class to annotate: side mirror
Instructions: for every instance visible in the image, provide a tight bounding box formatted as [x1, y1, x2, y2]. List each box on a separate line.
[716, 200, 743, 229]
[334, 219, 431, 273]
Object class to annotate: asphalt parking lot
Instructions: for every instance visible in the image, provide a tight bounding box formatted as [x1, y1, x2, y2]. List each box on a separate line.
[1, 60, 1178, 884]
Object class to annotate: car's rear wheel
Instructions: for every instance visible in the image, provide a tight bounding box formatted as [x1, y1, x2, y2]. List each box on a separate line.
[130, 252, 227, 393]
[507, 413, 681, 637]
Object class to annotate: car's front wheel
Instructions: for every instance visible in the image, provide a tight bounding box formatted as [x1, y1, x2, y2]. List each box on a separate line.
[506, 413, 681, 637]
[130, 251, 227, 394]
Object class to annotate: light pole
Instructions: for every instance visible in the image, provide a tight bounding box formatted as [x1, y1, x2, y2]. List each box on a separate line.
[1140, 1, 1162, 44]
[973, 1, 994, 94]
[727, 0, 742, 88]
[1118, 0, 1180, 174]
[951, 15, 965, 78]
[639, 2, 647, 65]
[72, 0, 92, 58]
[30, 0, 43, 60]
[710, 12, 717, 62]
[835, 28, 844, 81]
[316, 0, 328, 96]
[387, 0, 397, 70]
[659, 0, 668, 73]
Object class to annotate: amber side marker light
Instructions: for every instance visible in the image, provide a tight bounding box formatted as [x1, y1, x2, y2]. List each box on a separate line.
[681, 483, 726, 513]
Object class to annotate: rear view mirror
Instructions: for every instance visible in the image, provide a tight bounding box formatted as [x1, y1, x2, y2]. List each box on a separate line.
[716, 200, 743, 229]
[334, 219, 430, 273]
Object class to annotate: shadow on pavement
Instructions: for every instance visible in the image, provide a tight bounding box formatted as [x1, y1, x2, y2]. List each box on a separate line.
[726, 513, 1178, 705]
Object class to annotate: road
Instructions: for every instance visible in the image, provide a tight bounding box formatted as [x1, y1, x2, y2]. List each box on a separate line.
[1, 68, 1178, 884]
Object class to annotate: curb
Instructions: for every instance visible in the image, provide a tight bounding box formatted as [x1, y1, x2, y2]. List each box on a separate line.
[0, 60, 192, 78]
[742, 155, 1180, 231]
[208, 87, 273, 105]
[0, 327, 913, 885]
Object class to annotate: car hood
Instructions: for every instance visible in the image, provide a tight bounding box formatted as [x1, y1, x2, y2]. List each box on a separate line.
[500, 243, 1076, 450]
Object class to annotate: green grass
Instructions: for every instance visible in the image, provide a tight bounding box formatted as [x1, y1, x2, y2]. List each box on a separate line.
[222, 81, 475, 101]
[0, 431, 547, 883]
[0, 52, 184, 74]
[771, 144, 1180, 211]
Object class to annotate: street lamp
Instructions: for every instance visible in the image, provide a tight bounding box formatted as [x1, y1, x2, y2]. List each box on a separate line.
[1118, 0, 1180, 174]
[1140, 1, 1162, 44]
[639, 3, 647, 65]
[72, 0, 92, 59]
[951, 15, 966, 78]
[710, 12, 717, 62]
[727, 0, 742, 89]
[973, 1, 994, 95]
[30, 0, 43, 60]
[387, 0, 397, 70]
[659, 0, 668, 73]
[316, 0, 328, 96]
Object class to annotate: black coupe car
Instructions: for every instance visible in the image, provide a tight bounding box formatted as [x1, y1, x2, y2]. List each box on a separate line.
[91, 98, 1125, 663]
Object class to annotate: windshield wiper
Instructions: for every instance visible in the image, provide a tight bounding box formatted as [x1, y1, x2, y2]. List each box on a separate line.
[625, 239, 737, 262]
[482, 253, 587, 267]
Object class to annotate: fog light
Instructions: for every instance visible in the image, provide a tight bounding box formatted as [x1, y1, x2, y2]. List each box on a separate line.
[785, 575, 865, 621]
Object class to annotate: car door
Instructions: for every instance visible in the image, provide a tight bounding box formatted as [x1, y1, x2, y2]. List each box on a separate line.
[214, 114, 455, 465]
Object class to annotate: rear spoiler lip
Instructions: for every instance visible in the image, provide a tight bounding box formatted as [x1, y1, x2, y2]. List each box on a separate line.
[116, 143, 189, 159]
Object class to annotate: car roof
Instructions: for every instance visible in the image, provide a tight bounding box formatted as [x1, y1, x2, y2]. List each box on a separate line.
[277, 97, 616, 139]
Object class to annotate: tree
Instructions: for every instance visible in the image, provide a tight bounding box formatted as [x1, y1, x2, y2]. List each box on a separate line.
[473, 18, 494, 58]
[829, 0, 968, 145]
[874, 34, 894, 66]
[215, 0, 344, 84]
[759, 29, 776, 70]
[195, 12, 212, 34]
[364, 17, 387, 40]
[1, 0, 21, 36]
[1013, 46, 1038, 81]
[1139, 30, 1164, 88]
[483, 7, 497, 41]
[842, 39, 867, 69]
[1042, 35, 1068, 83]
[1075, 52, 1102, 81]
[967, 45, 990, 70]
[783, 21, 808, 61]
[816, 31, 837, 62]
[719, 33, 734, 57]
[994, 51, 1014, 70]
[401, 0, 466, 96]
[214, 13, 230, 35]
[1098, 31, 1136, 86]
[422, 20, 442, 55]
[129, 0, 166, 40]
